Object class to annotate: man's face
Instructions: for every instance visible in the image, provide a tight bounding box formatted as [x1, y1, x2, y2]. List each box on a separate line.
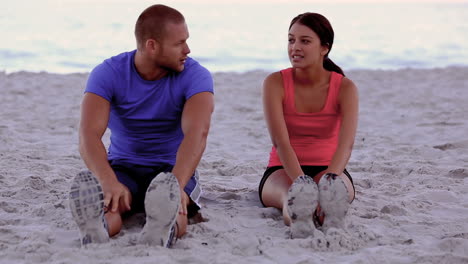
[156, 22, 191, 72]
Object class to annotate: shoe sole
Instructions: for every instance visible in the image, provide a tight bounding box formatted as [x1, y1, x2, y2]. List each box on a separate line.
[69, 171, 109, 246]
[287, 175, 319, 239]
[139, 172, 180, 247]
[318, 175, 350, 231]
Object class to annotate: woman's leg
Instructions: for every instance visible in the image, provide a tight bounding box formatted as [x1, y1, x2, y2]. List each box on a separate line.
[314, 171, 355, 202]
[316, 171, 354, 230]
[260, 169, 293, 225]
[340, 174, 355, 202]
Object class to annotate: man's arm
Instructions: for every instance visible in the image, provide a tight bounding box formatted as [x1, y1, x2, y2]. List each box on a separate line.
[172, 91, 214, 213]
[79, 93, 131, 213]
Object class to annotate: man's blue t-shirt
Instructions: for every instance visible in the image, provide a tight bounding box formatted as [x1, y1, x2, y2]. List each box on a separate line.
[85, 50, 214, 166]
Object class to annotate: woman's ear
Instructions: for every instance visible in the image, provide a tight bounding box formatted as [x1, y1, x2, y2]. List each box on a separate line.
[321, 45, 329, 56]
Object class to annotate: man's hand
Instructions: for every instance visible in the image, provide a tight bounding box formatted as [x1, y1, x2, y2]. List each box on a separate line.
[101, 178, 132, 213]
[179, 188, 189, 216]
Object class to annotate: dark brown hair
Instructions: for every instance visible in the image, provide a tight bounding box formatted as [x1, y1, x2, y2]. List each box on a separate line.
[134, 4, 185, 49]
[289, 13, 344, 75]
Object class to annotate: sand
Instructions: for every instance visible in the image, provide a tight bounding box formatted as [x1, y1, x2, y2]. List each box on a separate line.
[0, 67, 467, 263]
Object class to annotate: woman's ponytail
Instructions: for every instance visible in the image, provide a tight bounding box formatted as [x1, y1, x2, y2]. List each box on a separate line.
[323, 57, 345, 76]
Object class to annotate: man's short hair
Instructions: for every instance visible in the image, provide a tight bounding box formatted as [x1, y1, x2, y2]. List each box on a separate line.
[134, 4, 185, 49]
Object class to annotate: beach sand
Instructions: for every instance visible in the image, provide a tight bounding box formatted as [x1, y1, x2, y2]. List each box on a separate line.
[0, 67, 467, 263]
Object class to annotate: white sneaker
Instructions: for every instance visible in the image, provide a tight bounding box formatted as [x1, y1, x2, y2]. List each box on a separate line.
[69, 171, 109, 246]
[139, 172, 180, 247]
[287, 175, 319, 239]
[318, 174, 350, 232]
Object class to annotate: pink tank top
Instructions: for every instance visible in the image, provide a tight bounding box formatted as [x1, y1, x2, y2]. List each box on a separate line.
[268, 68, 343, 167]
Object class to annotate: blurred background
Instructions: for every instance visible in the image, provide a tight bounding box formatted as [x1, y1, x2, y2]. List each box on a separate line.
[1, 0, 467, 73]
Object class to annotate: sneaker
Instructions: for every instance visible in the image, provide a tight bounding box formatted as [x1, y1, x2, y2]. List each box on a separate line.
[287, 175, 319, 239]
[318, 174, 350, 232]
[69, 171, 109, 246]
[139, 172, 180, 248]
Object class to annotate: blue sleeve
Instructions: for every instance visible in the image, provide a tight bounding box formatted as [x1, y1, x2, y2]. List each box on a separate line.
[183, 64, 214, 100]
[85, 62, 114, 102]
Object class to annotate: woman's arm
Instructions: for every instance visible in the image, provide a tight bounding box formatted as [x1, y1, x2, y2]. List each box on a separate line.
[263, 72, 303, 181]
[326, 77, 359, 175]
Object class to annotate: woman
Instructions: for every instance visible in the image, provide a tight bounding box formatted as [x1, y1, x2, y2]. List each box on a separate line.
[259, 12, 358, 238]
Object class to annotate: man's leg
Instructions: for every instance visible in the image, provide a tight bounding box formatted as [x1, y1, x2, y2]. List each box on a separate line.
[69, 171, 110, 246]
[175, 203, 188, 237]
[104, 196, 133, 237]
[102, 162, 140, 237]
[139, 172, 180, 247]
[129, 166, 202, 247]
[176, 169, 202, 237]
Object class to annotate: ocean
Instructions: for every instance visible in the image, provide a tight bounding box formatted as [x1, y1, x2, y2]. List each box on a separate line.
[1, 0, 467, 73]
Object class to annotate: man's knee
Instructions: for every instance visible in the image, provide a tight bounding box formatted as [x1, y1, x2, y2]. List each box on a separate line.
[105, 212, 123, 237]
[176, 215, 188, 238]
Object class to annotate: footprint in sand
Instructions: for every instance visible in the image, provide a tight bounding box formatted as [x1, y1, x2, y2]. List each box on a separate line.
[433, 143, 456, 150]
[447, 168, 468, 179]
[433, 140, 468, 151]
[0, 201, 18, 213]
[380, 204, 407, 216]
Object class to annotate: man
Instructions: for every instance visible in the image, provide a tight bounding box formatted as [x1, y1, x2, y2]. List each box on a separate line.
[69, 4, 214, 248]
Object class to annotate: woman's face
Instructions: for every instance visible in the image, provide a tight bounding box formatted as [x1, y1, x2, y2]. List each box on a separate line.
[288, 22, 328, 68]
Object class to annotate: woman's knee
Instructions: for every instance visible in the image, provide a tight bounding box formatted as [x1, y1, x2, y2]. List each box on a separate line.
[260, 170, 291, 209]
[339, 174, 355, 202]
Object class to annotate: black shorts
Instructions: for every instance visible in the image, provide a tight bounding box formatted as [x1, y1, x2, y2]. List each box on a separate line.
[109, 160, 201, 218]
[258, 166, 355, 207]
